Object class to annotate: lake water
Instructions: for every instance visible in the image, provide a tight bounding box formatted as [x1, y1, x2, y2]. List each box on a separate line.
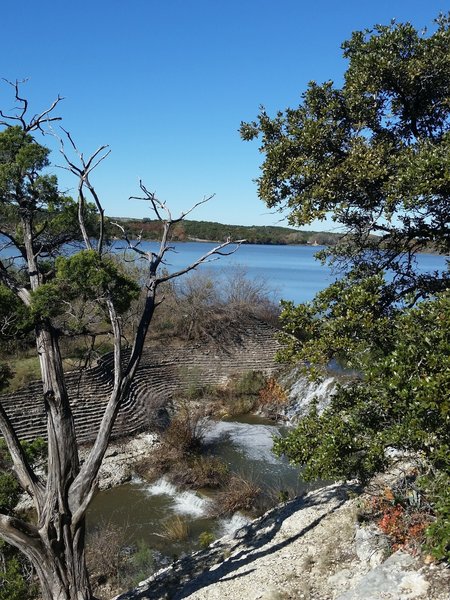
[112, 241, 449, 304]
[2, 237, 447, 304]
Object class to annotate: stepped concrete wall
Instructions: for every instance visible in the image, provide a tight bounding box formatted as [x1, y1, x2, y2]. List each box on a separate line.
[0, 319, 281, 443]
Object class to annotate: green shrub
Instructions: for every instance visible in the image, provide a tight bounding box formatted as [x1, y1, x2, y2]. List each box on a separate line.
[274, 291, 450, 559]
[125, 540, 155, 587]
[198, 531, 215, 549]
[213, 371, 269, 417]
[0, 438, 46, 598]
[420, 473, 450, 561]
[0, 544, 36, 600]
[232, 371, 267, 396]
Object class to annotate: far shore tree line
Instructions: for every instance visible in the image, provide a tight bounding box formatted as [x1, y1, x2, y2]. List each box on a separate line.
[112, 216, 341, 246]
[109, 216, 446, 253]
[0, 11, 449, 600]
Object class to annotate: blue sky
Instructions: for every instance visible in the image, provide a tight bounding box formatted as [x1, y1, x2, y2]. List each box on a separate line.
[1, 1, 446, 229]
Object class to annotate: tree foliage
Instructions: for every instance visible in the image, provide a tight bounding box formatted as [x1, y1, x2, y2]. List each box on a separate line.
[241, 15, 450, 305]
[274, 291, 450, 481]
[0, 126, 95, 255]
[243, 16, 450, 559]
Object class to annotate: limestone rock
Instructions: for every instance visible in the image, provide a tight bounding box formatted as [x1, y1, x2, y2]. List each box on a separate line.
[337, 551, 429, 600]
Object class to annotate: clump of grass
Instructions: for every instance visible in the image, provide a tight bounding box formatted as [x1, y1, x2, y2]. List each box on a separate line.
[170, 455, 230, 489]
[252, 485, 299, 515]
[146, 404, 207, 476]
[137, 404, 230, 491]
[213, 474, 261, 516]
[161, 516, 190, 542]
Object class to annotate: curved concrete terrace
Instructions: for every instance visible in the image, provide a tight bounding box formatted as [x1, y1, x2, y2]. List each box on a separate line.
[0, 318, 281, 444]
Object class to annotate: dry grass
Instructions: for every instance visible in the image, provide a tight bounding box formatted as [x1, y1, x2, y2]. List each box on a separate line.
[213, 474, 262, 516]
[170, 455, 230, 489]
[137, 403, 220, 485]
[2, 333, 115, 391]
[160, 515, 190, 542]
[86, 520, 127, 586]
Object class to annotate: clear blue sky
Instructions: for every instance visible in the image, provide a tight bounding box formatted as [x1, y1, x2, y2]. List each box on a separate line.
[1, 1, 446, 229]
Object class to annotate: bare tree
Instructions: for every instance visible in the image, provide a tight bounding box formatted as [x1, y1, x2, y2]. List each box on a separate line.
[0, 81, 242, 600]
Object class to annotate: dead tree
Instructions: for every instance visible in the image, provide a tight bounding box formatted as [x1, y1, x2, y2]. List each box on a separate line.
[0, 80, 242, 600]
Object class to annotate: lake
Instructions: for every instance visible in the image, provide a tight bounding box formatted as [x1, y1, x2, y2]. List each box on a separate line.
[112, 241, 449, 304]
[2, 237, 448, 304]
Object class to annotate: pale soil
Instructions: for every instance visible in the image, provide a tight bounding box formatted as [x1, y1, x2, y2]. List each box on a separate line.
[85, 432, 159, 490]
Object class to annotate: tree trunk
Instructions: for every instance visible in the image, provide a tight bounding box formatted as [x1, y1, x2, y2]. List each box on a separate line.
[33, 531, 92, 600]
[0, 514, 92, 600]
[32, 327, 92, 599]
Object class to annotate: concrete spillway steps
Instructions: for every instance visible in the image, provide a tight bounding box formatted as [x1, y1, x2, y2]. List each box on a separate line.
[0, 319, 281, 443]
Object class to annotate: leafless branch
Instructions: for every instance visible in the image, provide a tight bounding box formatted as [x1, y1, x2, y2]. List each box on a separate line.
[0, 79, 63, 133]
[174, 193, 215, 223]
[111, 222, 151, 259]
[129, 181, 170, 222]
[55, 128, 110, 253]
[156, 239, 245, 284]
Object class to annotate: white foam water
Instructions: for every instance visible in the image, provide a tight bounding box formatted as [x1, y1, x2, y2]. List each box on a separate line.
[146, 477, 178, 497]
[284, 375, 336, 421]
[217, 513, 251, 537]
[145, 477, 211, 518]
[203, 421, 281, 464]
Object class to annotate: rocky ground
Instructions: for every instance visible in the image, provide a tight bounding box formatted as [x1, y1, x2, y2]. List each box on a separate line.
[83, 432, 158, 490]
[113, 479, 449, 600]
[16, 425, 449, 600]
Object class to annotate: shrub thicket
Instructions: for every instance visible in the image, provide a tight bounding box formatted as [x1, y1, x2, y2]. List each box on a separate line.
[275, 290, 450, 559]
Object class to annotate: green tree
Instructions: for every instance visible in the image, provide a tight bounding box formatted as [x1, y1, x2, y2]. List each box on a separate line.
[242, 16, 450, 556]
[0, 437, 46, 600]
[241, 15, 450, 308]
[0, 80, 242, 600]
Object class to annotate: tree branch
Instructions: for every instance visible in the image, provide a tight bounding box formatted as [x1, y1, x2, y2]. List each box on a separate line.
[156, 239, 244, 283]
[0, 513, 42, 551]
[0, 259, 31, 305]
[0, 79, 63, 133]
[0, 403, 44, 507]
[57, 128, 110, 254]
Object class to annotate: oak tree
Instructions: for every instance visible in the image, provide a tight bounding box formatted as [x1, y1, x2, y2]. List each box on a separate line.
[242, 16, 450, 557]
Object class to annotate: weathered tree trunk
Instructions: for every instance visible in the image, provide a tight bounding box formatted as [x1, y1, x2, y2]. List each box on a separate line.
[32, 326, 93, 599]
[0, 511, 92, 600]
[0, 92, 242, 600]
[32, 524, 91, 600]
